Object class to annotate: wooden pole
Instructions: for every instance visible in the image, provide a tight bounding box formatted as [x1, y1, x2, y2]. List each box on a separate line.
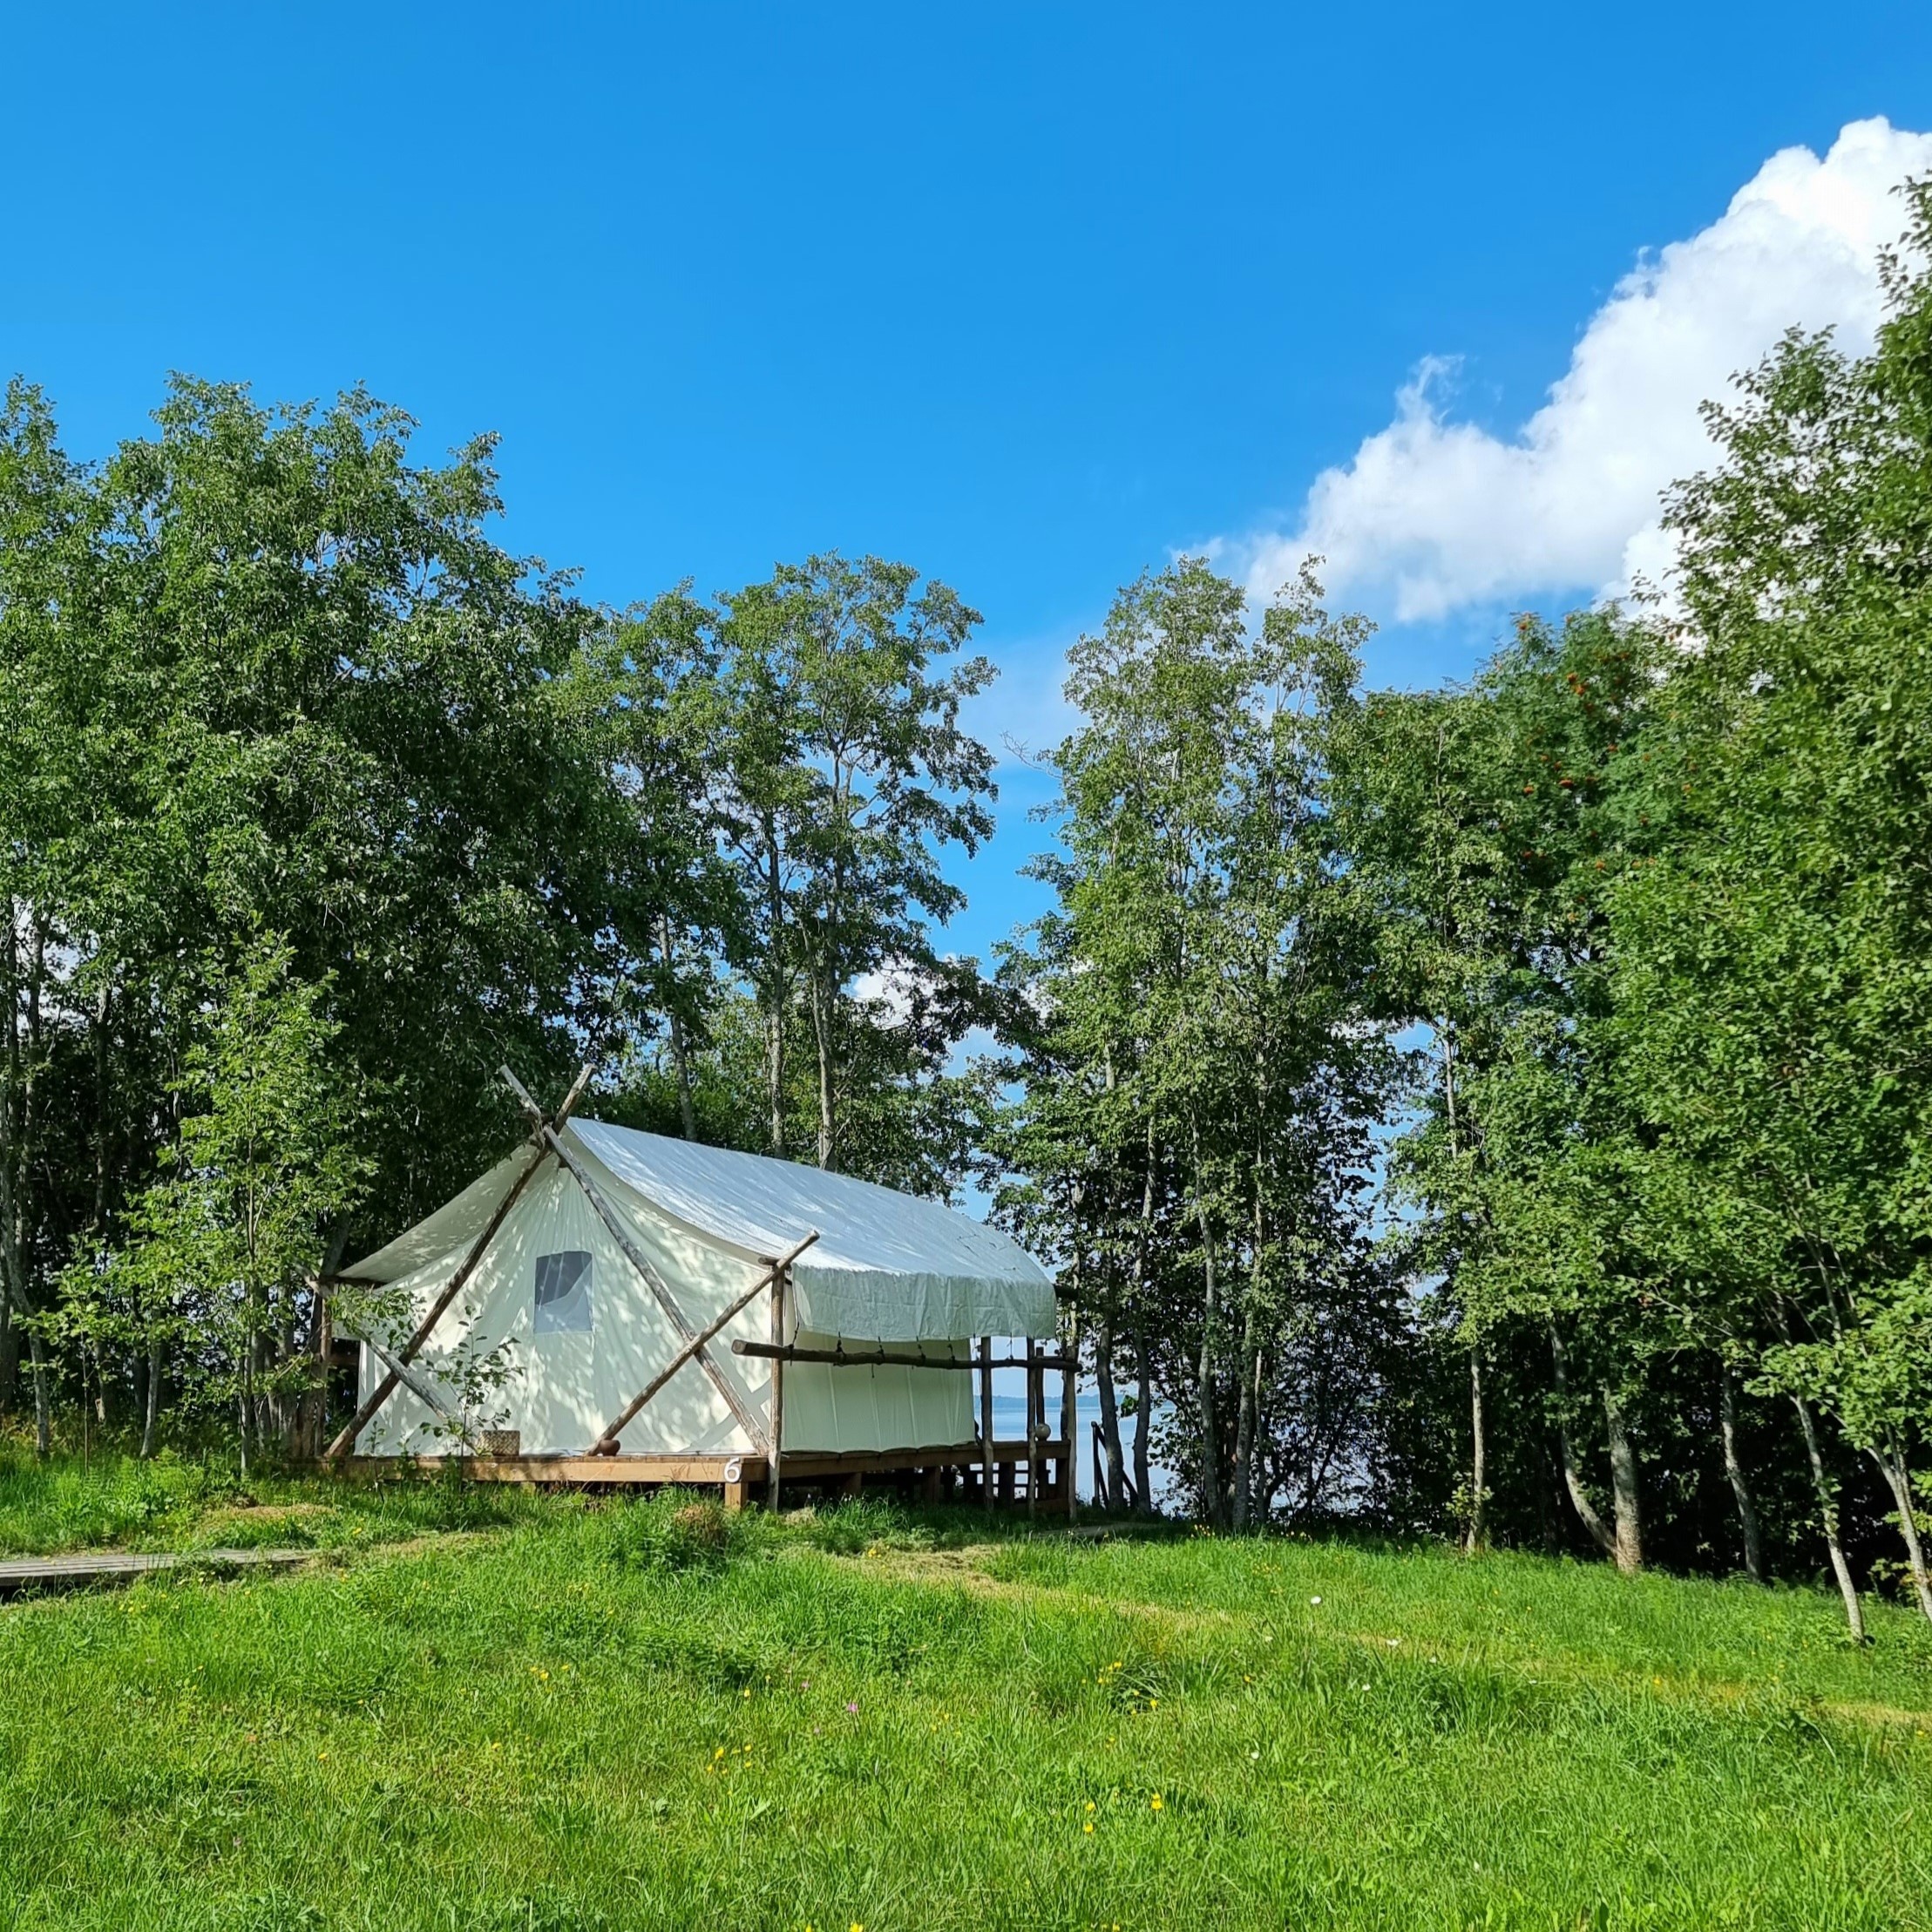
[731, 1340, 1072, 1372]
[1062, 1317, 1077, 1522]
[1027, 1339, 1041, 1523]
[980, 1334, 994, 1518]
[323, 1061, 595, 1461]
[768, 1264, 786, 1511]
[587, 1232, 818, 1454]
[502, 1068, 769, 1452]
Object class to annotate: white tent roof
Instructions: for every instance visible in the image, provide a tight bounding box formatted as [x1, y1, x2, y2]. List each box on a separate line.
[346, 1119, 1056, 1342]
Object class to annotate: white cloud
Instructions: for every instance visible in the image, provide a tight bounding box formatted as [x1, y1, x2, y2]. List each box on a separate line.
[1229, 117, 1932, 622]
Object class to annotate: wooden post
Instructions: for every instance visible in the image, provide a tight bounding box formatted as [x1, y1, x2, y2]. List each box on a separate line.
[980, 1335, 994, 1518]
[1062, 1319, 1077, 1522]
[723, 1456, 748, 1513]
[1027, 1339, 1041, 1523]
[768, 1264, 787, 1511]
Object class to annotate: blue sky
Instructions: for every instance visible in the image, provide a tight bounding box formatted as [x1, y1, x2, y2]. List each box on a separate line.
[6, 3, 1931, 966]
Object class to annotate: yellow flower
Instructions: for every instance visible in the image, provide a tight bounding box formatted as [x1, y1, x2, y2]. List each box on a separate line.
[1083, 1820, 1095, 1835]
[1085, 1801, 1095, 1813]
[715, 1748, 726, 1759]
[1150, 1793, 1164, 1811]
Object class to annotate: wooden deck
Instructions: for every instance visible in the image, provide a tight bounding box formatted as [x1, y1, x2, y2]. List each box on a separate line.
[0, 1548, 318, 1598]
[336, 1437, 1072, 1508]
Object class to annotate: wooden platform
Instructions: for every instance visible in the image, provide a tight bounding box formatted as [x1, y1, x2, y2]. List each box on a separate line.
[336, 1438, 1071, 1507]
[0, 1548, 317, 1598]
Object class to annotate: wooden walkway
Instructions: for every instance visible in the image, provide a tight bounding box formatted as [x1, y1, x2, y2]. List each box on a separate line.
[0, 1548, 317, 1598]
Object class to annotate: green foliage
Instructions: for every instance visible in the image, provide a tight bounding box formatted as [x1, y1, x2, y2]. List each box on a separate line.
[56, 932, 369, 1460]
[1000, 559, 1404, 1530]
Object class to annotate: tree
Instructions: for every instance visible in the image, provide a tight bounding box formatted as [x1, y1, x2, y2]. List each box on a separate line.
[58, 933, 368, 1467]
[702, 553, 998, 1171]
[1603, 192, 1932, 1626]
[1003, 559, 1398, 1530]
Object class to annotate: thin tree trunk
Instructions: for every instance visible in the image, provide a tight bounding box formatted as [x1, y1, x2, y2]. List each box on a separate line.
[1719, 1368, 1764, 1583]
[139, 1334, 162, 1460]
[1230, 1305, 1258, 1533]
[810, 972, 836, 1171]
[763, 843, 788, 1158]
[1094, 1316, 1127, 1514]
[1603, 1389, 1643, 1576]
[1870, 1438, 1932, 1624]
[28, 1325, 49, 1456]
[1464, 1350, 1488, 1555]
[658, 917, 696, 1140]
[1190, 1122, 1223, 1530]
[1549, 1324, 1616, 1559]
[1791, 1391, 1863, 1640]
[764, 998, 785, 1157]
[1133, 1325, 1154, 1517]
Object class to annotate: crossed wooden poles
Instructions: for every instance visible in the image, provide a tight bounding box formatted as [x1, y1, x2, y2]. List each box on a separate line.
[323, 1065, 817, 1496]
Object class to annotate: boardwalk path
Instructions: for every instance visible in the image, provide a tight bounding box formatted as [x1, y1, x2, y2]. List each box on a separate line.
[0, 1548, 317, 1597]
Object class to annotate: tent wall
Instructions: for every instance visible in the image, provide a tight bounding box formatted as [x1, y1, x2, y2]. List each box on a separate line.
[356, 1148, 975, 1460]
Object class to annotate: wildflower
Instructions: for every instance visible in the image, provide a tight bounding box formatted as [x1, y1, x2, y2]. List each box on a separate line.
[743, 1687, 753, 1699]
[1309, 1596, 1321, 1607]
[846, 1701, 858, 1715]
[1150, 1793, 1164, 1811]
[1083, 1821, 1095, 1835]
[1085, 1801, 1095, 1813]
[715, 1748, 726, 1760]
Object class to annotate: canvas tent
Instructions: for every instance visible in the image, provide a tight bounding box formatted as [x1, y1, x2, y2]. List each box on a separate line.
[332, 1092, 1059, 1499]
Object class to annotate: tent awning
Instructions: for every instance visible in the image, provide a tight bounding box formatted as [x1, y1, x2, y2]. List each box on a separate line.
[343, 1120, 1057, 1342]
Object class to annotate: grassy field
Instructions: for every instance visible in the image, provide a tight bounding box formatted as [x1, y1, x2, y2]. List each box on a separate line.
[3, 1454, 1929, 1930]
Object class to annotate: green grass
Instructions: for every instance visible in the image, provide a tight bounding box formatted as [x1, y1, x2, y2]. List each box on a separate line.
[0, 1440, 553, 1556]
[3, 1468, 1929, 1929]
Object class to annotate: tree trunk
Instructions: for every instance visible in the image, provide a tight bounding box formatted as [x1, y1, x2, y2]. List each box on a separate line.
[1190, 1125, 1223, 1530]
[139, 1335, 162, 1460]
[657, 917, 697, 1140]
[1230, 1304, 1258, 1533]
[810, 973, 836, 1171]
[764, 998, 785, 1157]
[1093, 1317, 1127, 1514]
[1719, 1368, 1764, 1583]
[0, 1292, 14, 1411]
[27, 1325, 50, 1457]
[1464, 1350, 1488, 1555]
[1603, 1389, 1643, 1576]
[1549, 1324, 1616, 1560]
[1791, 1392, 1863, 1640]
[1871, 1439, 1932, 1624]
[1132, 1325, 1154, 1517]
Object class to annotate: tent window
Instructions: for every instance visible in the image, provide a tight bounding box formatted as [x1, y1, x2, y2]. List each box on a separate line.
[534, 1251, 593, 1333]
